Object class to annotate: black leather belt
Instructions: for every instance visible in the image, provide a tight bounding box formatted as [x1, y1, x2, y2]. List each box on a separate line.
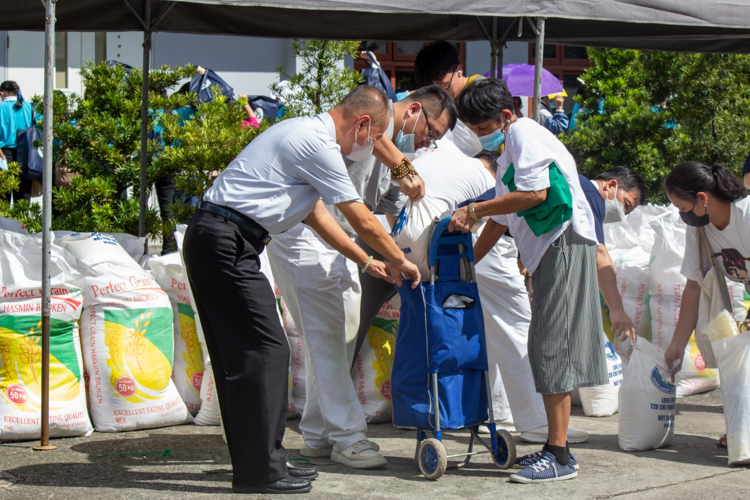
[198, 200, 272, 246]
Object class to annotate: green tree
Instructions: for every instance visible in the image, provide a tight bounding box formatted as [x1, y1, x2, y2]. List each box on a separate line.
[563, 49, 750, 203]
[271, 40, 363, 118]
[0, 162, 41, 233]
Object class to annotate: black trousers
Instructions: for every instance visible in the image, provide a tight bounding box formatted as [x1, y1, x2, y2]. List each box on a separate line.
[154, 176, 175, 254]
[350, 236, 397, 372]
[182, 209, 289, 487]
[1, 148, 32, 203]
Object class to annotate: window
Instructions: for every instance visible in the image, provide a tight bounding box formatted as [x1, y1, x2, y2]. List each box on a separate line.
[529, 44, 590, 113]
[95, 32, 107, 64]
[55, 32, 68, 89]
[354, 41, 466, 93]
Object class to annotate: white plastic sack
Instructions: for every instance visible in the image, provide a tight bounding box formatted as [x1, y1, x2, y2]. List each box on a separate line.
[0, 230, 94, 441]
[352, 296, 400, 423]
[618, 337, 675, 451]
[391, 197, 449, 279]
[193, 342, 221, 426]
[65, 233, 192, 432]
[279, 291, 306, 415]
[579, 334, 623, 417]
[0, 216, 28, 234]
[710, 317, 750, 466]
[149, 252, 204, 416]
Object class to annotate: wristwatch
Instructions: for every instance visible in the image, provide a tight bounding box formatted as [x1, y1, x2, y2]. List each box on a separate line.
[469, 202, 481, 223]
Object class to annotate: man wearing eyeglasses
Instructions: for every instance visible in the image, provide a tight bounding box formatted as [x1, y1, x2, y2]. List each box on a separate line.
[267, 86, 457, 470]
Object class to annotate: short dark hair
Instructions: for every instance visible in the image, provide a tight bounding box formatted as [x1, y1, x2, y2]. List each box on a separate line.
[337, 85, 390, 129]
[414, 41, 460, 88]
[665, 161, 747, 204]
[456, 78, 513, 125]
[402, 85, 458, 131]
[474, 150, 500, 174]
[594, 166, 647, 206]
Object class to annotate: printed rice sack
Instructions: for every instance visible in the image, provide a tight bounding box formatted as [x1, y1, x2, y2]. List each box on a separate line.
[353, 296, 400, 423]
[193, 342, 221, 426]
[59, 232, 192, 432]
[618, 337, 675, 451]
[279, 291, 306, 415]
[391, 197, 449, 279]
[578, 334, 623, 417]
[149, 252, 204, 416]
[0, 229, 93, 441]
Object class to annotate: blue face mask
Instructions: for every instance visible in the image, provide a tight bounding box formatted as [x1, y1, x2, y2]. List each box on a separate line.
[395, 108, 421, 154]
[478, 128, 506, 152]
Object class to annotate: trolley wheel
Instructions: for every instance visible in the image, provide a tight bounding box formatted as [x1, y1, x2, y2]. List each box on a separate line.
[491, 429, 516, 469]
[418, 438, 447, 480]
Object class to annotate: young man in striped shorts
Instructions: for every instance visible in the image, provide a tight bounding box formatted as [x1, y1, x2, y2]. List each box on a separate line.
[449, 78, 608, 483]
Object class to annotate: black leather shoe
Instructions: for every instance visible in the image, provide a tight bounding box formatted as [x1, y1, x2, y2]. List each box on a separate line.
[286, 461, 319, 480]
[233, 477, 312, 494]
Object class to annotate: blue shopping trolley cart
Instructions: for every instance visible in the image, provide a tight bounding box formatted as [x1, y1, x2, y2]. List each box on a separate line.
[391, 217, 516, 480]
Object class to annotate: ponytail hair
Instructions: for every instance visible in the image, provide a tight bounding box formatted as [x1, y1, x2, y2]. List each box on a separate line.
[0, 81, 22, 109]
[665, 161, 747, 203]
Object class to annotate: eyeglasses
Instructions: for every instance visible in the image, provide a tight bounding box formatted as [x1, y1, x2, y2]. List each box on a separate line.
[422, 108, 438, 150]
[436, 68, 457, 92]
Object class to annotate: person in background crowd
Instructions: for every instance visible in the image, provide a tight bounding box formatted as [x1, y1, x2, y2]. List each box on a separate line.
[742, 152, 750, 189]
[0, 81, 33, 201]
[579, 166, 646, 344]
[568, 86, 587, 132]
[538, 92, 569, 135]
[183, 85, 420, 494]
[414, 40, 485, 156]
[450, 78, 607, 483]
[513, 96, 524, 118]
[663, 161, 750, 449]
[238, 94, 260, 128]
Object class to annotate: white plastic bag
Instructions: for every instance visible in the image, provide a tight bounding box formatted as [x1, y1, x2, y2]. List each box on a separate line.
[579, 334, 623, 417]
[0, 230, 93, 441]
[618, 337, 675, 451]
[0, 216, 28, 234]
[391, 197, 449, 279]
[712, 329, 750, 466]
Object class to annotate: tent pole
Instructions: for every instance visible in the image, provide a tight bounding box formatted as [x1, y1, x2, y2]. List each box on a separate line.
[532, 17, 546, 122]
[34, 0, 57, 453]
[489, 18, 498, 78]
[139, 0, 151, 239]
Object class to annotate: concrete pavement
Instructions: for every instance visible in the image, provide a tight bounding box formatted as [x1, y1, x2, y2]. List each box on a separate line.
[1, 389, 747, 499]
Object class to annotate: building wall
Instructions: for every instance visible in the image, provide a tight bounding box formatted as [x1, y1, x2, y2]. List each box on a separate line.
[465, 41, 528, 79]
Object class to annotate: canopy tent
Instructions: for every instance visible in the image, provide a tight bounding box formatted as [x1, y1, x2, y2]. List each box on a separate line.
[6, 0, 750, 449]
[6, 1, 750, 53]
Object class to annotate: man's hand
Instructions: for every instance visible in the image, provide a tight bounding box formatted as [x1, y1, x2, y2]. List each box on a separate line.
[609, 307, 636, 342]
[389, 259, 421, 289]
[664, 341, 686, 382]
[196, 66, 206, 75]
[398, 173, 425, 202]
[366, 259, 395, 284]
[448, 206, 475, 233]
[554, 95, 565, 110]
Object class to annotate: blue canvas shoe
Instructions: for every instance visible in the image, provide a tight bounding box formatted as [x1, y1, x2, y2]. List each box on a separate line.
[509, 451, 578, 483]
[514, 449, 579, 470]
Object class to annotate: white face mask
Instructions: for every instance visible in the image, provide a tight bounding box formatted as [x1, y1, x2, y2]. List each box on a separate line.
[346, 121, 374, 162]
[603, 183, 626, 223]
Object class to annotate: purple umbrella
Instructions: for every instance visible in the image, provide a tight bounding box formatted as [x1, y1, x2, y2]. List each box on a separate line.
[484, 64, 563, 97]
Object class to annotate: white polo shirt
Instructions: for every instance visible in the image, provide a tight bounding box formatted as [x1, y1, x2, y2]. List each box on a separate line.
[205, 112, 362, 235]
[490, 118, 597, 273]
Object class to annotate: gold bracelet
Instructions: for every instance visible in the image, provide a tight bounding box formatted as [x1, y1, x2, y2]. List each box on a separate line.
[469, 202, 481, 223]
[392, 157, 414, 180]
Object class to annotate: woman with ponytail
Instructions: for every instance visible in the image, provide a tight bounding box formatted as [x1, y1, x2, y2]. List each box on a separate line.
[664, 161, 749, 448]
[0, 80, 34, 200]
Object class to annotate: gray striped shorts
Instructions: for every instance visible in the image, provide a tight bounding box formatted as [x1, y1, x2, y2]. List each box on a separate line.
[528, 225, 608, 395]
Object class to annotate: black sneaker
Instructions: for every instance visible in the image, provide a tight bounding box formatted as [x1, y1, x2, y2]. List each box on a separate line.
[509, 451, 578, 484]
[514, 449, 579, 470]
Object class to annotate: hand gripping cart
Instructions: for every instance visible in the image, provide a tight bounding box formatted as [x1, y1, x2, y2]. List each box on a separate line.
[391, 217, 516, 480]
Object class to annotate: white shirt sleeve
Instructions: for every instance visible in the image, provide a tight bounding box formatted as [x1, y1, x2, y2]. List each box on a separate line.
[491, 213, 510, 226]
[680, 226, 701, 281]
[295, 146, 363, 206]
[507, 129, 552, 192]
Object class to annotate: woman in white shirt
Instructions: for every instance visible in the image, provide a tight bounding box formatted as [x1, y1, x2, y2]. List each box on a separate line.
[664, 160, 749, 448]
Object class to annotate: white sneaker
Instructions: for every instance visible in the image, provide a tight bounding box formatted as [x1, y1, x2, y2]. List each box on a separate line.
[331, 440, 387, 469]
[300, 444, 334, 458]
[519, 426, 589, 444]
[477, 418, 516, 434]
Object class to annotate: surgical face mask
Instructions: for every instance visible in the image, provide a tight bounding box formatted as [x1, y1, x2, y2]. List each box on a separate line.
[395, 108, 421, 154]
[478, 127, 506, 152]
[603, 183, 626, 224]
[680, 201, 710, 227]
[346, 121, 374, 162]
